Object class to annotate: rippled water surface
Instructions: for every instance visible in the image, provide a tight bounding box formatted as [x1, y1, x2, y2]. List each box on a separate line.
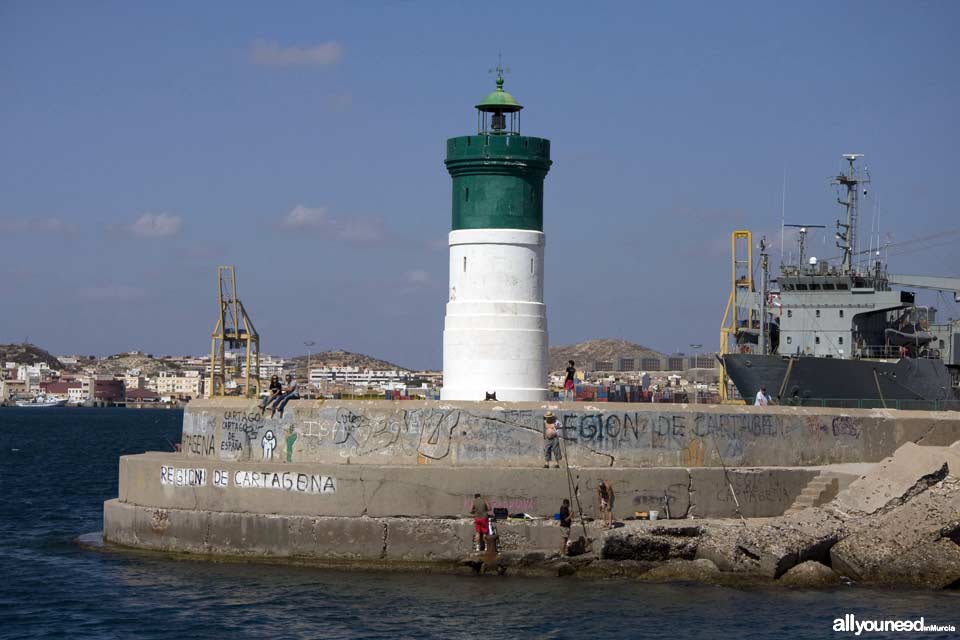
[0, 408, 957, 639]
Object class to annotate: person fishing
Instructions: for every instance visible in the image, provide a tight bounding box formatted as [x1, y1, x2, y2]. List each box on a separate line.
[597, 480, 615, 529]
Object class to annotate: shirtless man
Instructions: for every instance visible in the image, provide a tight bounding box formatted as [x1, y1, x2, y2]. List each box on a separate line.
[470, 493, 491, 552]
[543, 411, 561, 469]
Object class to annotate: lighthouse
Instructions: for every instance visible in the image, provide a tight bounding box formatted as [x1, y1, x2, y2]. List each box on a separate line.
[441, 70, 553, 401]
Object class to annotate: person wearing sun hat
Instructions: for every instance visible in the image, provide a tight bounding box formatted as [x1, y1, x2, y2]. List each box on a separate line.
[542, 411, 561, 468]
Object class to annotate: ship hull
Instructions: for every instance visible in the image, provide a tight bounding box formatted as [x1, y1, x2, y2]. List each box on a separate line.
[722, 354, 957, 403]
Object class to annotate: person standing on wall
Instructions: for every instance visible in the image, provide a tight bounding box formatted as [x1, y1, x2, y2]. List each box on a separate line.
[542, 411, 562, 469]
[470, 493, 491, 552]
[754, 385, 770, 407]
[563, 361, 576, 401]
[597, 480, 615, 529]
[558, 498, 572, 556]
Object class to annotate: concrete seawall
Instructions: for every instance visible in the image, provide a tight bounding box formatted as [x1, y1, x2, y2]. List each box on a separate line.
[181, 399, 960, 468]
[102, 399, 960, 579]
[115, 452, 819, 520]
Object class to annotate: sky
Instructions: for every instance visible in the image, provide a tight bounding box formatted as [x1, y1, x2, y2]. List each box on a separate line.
[2, 1, 959, 370]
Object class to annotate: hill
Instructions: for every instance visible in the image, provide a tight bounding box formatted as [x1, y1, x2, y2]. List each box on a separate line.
[0, 343, 64, 370]
[91, 352, 182, 377]
[288, 349, 410, 374]
[548, 339, 665, 372]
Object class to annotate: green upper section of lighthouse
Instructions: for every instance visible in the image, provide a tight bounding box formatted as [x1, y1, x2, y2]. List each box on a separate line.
[445, 70, 552, 232]
[475, 75, 523, 113]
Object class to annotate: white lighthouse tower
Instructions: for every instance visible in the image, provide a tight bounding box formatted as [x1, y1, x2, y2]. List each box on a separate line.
[440, 72, 553, 401]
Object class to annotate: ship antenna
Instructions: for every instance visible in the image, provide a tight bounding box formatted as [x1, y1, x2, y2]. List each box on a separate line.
[834, 153, 867, 274]
[779, 167, 787, 270]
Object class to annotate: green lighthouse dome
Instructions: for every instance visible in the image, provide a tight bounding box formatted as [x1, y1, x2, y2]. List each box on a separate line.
[475, 75, 523, 113]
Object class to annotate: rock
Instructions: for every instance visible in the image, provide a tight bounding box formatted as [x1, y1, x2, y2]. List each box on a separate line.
[640, 558, 720, 583]
[830, 477, 960, 588]
[830, 442, 956, 517]
[696, 509, 846, 578]
[778, 561, 841, 587]
[556, 562, 576, 577]
[599, 527, 699, 561]
[566, 536, 589, 557]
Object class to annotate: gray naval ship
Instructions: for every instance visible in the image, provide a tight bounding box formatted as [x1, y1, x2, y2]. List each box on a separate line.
[720, 154, 960, 407]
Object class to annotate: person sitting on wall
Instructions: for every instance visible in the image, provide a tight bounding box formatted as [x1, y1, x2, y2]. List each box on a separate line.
[543, 411, 562, 469]
[470, 493, 491, 552]
[269, 374, 299, 419]
[258, 375, 282, 416]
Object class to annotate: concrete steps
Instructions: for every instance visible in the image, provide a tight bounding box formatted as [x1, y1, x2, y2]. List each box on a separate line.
[784, 473, 840, 514]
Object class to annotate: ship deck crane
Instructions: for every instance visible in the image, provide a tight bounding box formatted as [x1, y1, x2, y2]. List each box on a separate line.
[209, 266, 260, 398]
[887, 275, 960, 302]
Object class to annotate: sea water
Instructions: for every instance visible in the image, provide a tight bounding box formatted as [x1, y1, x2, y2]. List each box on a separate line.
[0, 408, 957, 639]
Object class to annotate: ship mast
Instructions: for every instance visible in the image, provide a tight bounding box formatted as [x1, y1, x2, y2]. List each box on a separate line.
[834, 153, 869, 274]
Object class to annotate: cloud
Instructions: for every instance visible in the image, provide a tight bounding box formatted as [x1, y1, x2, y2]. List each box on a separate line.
[0, 217, 76, 234]
[404, 269, 431, 286]
[125, 212, 182, 238]
[277, 205, 388, 247]
[251, 40, 343, 67]
[77, 284, 147, 302]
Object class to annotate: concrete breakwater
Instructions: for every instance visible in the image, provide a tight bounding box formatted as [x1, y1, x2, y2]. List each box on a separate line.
[102, 399, 960, 588]
[181, 399, 960, 468]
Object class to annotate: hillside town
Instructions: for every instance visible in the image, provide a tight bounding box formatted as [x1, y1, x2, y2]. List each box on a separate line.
[0, 340, 722, 407]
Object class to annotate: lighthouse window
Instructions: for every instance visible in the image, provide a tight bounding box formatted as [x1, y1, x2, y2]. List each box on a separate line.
[786, 336, 793, 345]
[463, 256, 467, 272]
[839, 337, 844, 345]
[465, 187, 469, 202]
[816, 310, 821, 318]
[815, 337, 821, 345]
[530, 258, 534, 274]
[787, 310, 793, 318]
[839, 309, 844, 318]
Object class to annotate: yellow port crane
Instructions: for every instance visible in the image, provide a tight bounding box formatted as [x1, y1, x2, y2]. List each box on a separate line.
[209, 266, 260, 398]
[718, 230, 755, 403]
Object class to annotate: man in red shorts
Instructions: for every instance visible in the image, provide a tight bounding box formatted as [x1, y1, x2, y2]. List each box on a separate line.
[470, 493, 490, 552]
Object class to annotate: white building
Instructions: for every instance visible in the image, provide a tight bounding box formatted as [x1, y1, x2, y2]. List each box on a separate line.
[150, 371, 203, 398]
[309, 366, 412, 391]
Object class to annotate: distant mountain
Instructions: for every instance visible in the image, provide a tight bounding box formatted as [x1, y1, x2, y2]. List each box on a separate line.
[549, 339, 665, 372]
[0, 343, 64, 370]
[289, 349, 411, 374]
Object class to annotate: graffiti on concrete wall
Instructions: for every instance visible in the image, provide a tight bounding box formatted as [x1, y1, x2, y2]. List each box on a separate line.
[158, 465, 335, 493]
[186, 404, 876, 466]
[233, 470, 336, 493]
[261, 430, 277, 460]
[160, 466, 207, 487]
[220, 411, 266, 459]
[293, 407, 462, 461]
[715, 473, 793, 505]
[182, 411, 216, 457]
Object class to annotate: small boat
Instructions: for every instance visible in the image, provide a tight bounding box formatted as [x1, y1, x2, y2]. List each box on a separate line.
[15, 394, 67, 408]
